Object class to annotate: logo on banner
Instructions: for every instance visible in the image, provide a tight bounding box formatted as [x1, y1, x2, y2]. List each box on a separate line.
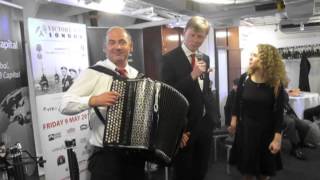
[57, 155, 66, 166]
[35, 25, 48, 37]
[80, 124, 88, 131]
[0, 40, 18, 50]
[48, 132, 62, 141]
[34, 24, 83, 39]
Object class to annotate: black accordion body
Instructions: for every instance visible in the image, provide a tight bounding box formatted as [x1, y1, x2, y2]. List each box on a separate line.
[103, 78, 189, 164]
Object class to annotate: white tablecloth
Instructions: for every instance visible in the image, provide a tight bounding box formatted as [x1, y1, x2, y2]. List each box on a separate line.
[289, 92, 320, 119]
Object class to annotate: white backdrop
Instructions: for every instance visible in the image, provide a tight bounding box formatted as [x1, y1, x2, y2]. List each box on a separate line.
[217, 49, 228, 124]
[239, 25, 320, 95]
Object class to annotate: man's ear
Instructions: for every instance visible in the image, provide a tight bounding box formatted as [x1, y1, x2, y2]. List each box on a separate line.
[130, 43, 133, 53]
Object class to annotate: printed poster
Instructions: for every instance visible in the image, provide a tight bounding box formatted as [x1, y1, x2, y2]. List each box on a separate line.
[28, 18, 90, 180]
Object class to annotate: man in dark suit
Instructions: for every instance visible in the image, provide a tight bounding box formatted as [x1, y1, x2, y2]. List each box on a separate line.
[161, 16, 214, 180]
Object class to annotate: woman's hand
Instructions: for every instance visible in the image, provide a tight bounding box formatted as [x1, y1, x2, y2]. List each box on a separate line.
[269, 133, 282, 154]
[228, 116, 237, 136]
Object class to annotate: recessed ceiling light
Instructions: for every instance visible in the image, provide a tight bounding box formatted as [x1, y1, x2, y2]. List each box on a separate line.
[100, 0, 125, 14]
[192, 0, 255, 4]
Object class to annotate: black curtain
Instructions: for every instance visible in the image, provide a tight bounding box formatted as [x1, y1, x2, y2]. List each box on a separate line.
[299, 52, 311, 91]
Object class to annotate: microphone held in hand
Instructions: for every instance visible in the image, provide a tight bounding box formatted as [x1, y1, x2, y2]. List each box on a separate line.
[0, 141, 6, 158]
[196, 53, 205, 80]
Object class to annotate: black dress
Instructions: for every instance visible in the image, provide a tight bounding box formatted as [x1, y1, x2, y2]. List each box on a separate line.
[229, 74, 284, 176]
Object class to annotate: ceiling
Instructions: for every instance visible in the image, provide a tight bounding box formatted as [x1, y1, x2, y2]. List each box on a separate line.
[140, 0, 320, 27]
[13, 0, 320, 29]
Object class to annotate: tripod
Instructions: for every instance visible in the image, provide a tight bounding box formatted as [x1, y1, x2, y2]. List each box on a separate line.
[65, 139, 79, 180]
[11, 147, 25, 180]
[0, 143, 46, 180]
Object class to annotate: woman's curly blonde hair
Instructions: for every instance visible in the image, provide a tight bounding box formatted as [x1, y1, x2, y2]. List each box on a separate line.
[248, 44, 287, 88]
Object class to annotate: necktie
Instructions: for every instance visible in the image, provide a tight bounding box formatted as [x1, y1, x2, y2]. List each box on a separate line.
[190, 53, 196, 68]
[116, 68, 128, 78]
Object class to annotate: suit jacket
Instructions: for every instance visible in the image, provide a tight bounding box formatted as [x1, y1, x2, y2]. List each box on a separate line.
[224, 89, 236, 126]
[161, 46, 216, 140]
[299, 53, 311, 92]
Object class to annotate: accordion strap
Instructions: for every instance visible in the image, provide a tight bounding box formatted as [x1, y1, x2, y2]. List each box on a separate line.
[89, 65, 145, 79]
[88, 65, 145, 124]
[89, 65, 119, 124]
[89, 65, 124, 80]
[93, 107, 106, 124]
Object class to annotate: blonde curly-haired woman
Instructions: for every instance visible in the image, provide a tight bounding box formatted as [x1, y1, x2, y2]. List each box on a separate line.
[228, 44, 287, 180]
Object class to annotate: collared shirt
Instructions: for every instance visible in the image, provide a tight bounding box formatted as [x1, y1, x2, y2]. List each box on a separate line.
[60, 59, 138, 147]
[181, 43, 204, 91]
[103, 59, 137, 79]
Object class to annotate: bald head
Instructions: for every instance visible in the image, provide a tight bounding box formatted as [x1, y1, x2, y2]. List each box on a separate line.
[106, 26, 132, 44]
[105, 26, 133, 68]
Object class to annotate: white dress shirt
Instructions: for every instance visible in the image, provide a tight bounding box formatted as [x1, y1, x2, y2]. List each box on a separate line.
[60, 59, 138, 147]
[181, 43, 204, 91]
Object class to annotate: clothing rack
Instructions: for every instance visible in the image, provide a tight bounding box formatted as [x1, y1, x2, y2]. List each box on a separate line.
[278, 44, 320, 59]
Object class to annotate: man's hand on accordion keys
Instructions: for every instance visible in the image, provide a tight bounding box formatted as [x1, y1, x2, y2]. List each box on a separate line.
[89, 91, 120, 107]
[180, 132, 191, 148]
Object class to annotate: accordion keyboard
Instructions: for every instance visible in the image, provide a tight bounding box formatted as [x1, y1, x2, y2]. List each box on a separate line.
[104, 79, 126, 144]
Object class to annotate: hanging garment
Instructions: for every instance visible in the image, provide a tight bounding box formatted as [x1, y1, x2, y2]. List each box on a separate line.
[299, 53, 311, 92]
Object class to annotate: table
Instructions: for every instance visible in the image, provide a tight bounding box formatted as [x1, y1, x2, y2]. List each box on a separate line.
[289, 92, 320, 119]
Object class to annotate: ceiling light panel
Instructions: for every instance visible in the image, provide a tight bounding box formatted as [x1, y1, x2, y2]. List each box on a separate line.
[192, 0, 256, 4]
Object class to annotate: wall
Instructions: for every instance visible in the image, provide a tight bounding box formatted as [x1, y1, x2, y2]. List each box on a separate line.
[142, 26, 163, 80]
[239, 25, 320, 94]
[97, 11, 136, 27]
[214, 27, 241, 126]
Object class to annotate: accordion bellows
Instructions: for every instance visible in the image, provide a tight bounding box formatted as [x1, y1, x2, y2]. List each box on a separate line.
[103, 78, 189, 164]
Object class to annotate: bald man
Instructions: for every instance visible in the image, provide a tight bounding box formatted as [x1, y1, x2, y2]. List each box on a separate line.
[61, 26, 145, 180]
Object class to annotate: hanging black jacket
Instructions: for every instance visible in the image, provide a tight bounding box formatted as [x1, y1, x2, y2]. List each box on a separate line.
[299, 53, 311, 92]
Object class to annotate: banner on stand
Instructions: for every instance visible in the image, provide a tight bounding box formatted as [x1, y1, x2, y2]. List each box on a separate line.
[0, 1, 39, 179]
[28, 18, 90, 180]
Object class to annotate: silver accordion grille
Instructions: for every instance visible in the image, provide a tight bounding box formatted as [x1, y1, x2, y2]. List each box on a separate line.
[131, 79, 155, 146]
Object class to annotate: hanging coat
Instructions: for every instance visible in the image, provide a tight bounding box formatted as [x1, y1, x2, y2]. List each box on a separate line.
[299, 53, 311, 92]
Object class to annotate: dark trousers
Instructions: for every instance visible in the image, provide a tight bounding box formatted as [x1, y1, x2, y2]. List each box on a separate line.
[304, 105, 320, 122]
[284, 114, 301, 145]
[88, 147, 145, 180]
[173, 131, 212, 180]
[284, 113, 311, 146]
[295, 118, 311, 142]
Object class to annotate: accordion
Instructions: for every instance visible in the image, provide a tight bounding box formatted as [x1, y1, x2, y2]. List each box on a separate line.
[103, 78, 189, 164]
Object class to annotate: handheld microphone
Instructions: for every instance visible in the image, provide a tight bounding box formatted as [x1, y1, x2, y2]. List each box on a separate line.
[195, 53, 205, 80]
[0, 142, 6, 158]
